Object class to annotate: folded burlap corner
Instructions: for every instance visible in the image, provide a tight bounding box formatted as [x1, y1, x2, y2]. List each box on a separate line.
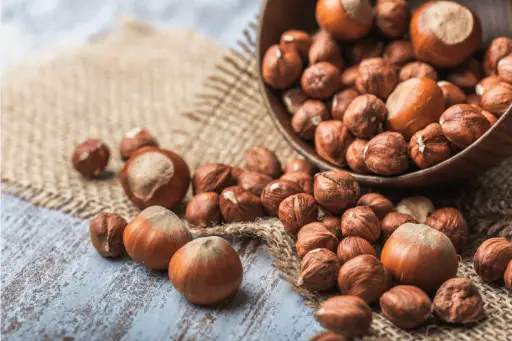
[2, 18, 511, 341]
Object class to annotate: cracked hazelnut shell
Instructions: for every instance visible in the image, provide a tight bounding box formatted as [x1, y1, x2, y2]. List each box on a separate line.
[261, 179, 303, 216]
[473, 237, 512, 282]
[237, 171, 273, 197]
[296, 222, 339, 258]
[343, 94, 387, 138]
[425, 207, 468, 253]
[313, 171, 360, 215]
[380, 285, 432, 329]
[336, 236, 376, 265]
[357, 193, 395, 220]
[119, 127, 158, 161]
[432, 278, 484, 324]
[315, 0, 373, 41]
[345, 139, 369, 174]
[219, 186, 264, 223]
[341, 206, 381, 243]
[314, 120, 354, 167]
[72, 138, 110, 178]
[356, 58, 398, 100]
[409, 123, 451, 169]
[316, 296, 372, 337]
[298, 248, 341, 292]
[363, 132, 408, 176]
[262, 44, 303, 89]
[185, 192, 222, 228]
[284, 158, 317, 176]
[246, 146, 282, 178]
[331, 88, 359, 121]
[292, 100, 330, 141]
[439, 104, 490, 149]
[375, 0, 410, 39]
[381, 212, 417, 243]
[278, 193, 318, 234]
[192, 163, 235, 195]
[90, 212, 127, 258]
[301, 62, 342, 99]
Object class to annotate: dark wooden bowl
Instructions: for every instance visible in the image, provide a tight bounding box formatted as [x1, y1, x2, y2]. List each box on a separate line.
[257, 0, 512, 188]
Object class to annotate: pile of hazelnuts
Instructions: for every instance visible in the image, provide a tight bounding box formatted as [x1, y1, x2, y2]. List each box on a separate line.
[261, 0, 512, 176]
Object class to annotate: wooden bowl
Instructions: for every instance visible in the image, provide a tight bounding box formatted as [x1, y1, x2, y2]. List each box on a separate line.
[256, 0, 512, 188]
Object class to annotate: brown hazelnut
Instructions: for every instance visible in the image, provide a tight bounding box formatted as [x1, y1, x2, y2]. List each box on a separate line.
[246, 146, 282, 178]
[298, 248, 341, 292]
[375, 0, 410, 39]
[237, 171, 273, 196]
[282, 88, 308, 114]
[185, 192, 222, 228]
[380, 285, 432, 329]
[432, 278, 484, 324]
[219, 186, 264, 223]
[337, 254, 391, 303]
[292, 100, 331, 141]
[473, 237, 512, 282]
[341, 66, 359, 88]
[280, 171, 314, 194]
[315, 0, 373, 41]
[261, 44, 303, 89]
[483, 37, 512, 76]
[383, 41, 414, 69]
[363, 132, 408, 176]
[410, 1, 482, 68]
[121, 147, 190, 209]
[439, 104, 490, 149]
[345, 139, 370, 174]
[425, 208, 468, 253]
[296, 222, 339, 258]
[308, 33, 344, 71]
[313, 171, 360, 214]
[301, 62, 342, 99]
[497, 54, 512, 84]
[309, 331, 347, 341]
[192, 163, 235, 195]
[409, 123, 451, 169]
[315, 295, 372, 337]
[381, 212, 417, 243]
[345, 37, 384, 65]
[321, 216, 342, 239]
[341, 206, 381, 243]
[399, 61, 438, 82]
[437, 81, 467, 108]
[336, 236, 376, 265]
[480, 82, 512, 116]
[230, 166, 245, 182]
[395, 196, 434, 224]
[467, 93, 481, 106]
[72, 138, 110, 178]
[480, 109, 498, 126]
[90, 212, 127, 258]
[343, 94, 387, 138]
[385, 78, 445, 139]
[284, 158, 317, 176]
[505, 260, 512, 291]
[278, 193, 318, 234]
[356, 58, 398, 100]
[314, 120, 355, 167]
[446, 58, 482, 92]
[280, 30, 312, 60]
[331, 88, 359, 121]
[119, 127, 158, 161]
[261, 179, 303, 216]
[357, 193, 394, 220]
[475, 76, 501, 96]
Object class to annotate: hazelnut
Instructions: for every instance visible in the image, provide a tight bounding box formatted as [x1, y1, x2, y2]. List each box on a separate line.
[280, 171, 313, 194]
[192, 163, 235, 195]
[345, 36, 384, 65]
[337, 255, 391, 303]
[505, 260, 512, 291]
[314, 171, 360, 214]
[385, 78, 445, 139]
[331, 88, 359, 121]
[498, 54, 512, 84]
[90, 212, 127, 258]
[439, 104, 490, 149]
[381, 212, 417, 243]
[261, 179, 303, 216]
[356, 58, 398, 100]
[298, 248, 341, 292]
[345, 139, 370, 174]
[123, 206, 192, 270]
[343, 94, 387, 138]
[336, 236, 376, 265]
[399, 61, 438, 82]
[321, 215, 342, 239]
[219, 186, 264, 223]
[278, 193, 318, 234]
[437, 81, 467, 108]
[237, 171, 273, 196]
[284, 158, 317, 176]
[432, 278, 484, 324]
[169, 236, 243, 305]
[261, 44, 303, 89]
[280, 30, 312, 60]
[314, 120, 355, 166]
[292, 100, 331, 141]
[341, 206, 381, 243]
[380, 285, 432, 329]
[185, 192, 222, 228]
[315, 296, 372, 337]
[282, 88, 308, 114]
[301, 62, 342, 99]
[475, 76, 501, 96]
[341, 65, 359, 88]
[483, 37, 512, 76]
[383, 40, 415, 67]
[119, 127, 158, 161]
[296, 222, 339, 258]
[357, 193, 395, 220]
[409, 123, 451, 169]
[480, 82, 512, 116]
[410, 1, 482, 68]
[480, 109, 498, 126]
[395, 196, 435, 224]
[425, 208, 468, 253]
[72, 138, 110, 178]
[473, 237, 512, 282]
[309, 331, 346, 341]
[375, 0, 410, 39]
[246, 146, 282, 178]
[121, 147, 190, 209]
[308, 33, 344, 71]
[363, 132, 408, 176]
[467, 93, 481, 106]
[446, 58, 482, 92]
[230, 166, 245, 182]
[315, 0, 373, 41]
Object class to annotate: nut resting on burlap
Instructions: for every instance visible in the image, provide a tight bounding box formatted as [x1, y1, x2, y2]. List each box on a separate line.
[2, 17, 512, 341]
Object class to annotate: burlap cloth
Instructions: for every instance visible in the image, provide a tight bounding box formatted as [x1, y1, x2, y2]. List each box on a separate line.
[2, 17, 512, 341]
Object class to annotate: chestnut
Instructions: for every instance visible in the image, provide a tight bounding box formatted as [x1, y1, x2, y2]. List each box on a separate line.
[119, 127, 158, 161]
[261, 44, 303, 89]
[375, 0, 410, 39]
[219, 186, 264, 223]
[278, 193, 318, 234]
[313, 171, 360, 215]
[185, 192, 222, 228]
[315, 0, 373, 41]
[314, 120, 354, 167]
[315, 296, 372, 337]
[72, 138, 110, 178]
[90, 212, 127, 258]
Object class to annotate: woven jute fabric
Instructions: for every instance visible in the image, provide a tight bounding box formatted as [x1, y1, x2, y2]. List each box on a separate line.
[2, 16, 512, 341]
